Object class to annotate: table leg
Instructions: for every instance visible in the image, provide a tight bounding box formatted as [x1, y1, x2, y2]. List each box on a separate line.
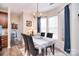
[53, 44, 55, 55]
[39, 48, 42, 55]
[44, 48, 46, 56]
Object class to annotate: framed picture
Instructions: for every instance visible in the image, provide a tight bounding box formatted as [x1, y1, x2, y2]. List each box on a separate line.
[26, 21, 32, 27]
[11, 23, 18, 29]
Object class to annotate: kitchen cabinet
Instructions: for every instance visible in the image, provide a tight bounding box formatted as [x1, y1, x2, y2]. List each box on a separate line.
[0, 12, 8, 28]
[2, 35, 8, 48]
[0, 11, 8, 48]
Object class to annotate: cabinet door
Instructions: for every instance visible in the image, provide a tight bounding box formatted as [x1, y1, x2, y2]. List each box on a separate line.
[0, 12, 8, 28]
[2, 36, 8, 48]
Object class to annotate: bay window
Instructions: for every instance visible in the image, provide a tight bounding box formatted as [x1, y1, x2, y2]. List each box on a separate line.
[40, 18, 46, 32]
[48, 16, 58, 39]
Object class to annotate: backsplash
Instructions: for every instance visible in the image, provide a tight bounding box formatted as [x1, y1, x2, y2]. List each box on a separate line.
[2, 28, 8, 35]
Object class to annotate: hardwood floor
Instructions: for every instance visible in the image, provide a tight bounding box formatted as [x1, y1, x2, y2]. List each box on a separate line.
[0, 45, 67, 56]
[0, 41, 67, 56]
[1, 46, 23, 56]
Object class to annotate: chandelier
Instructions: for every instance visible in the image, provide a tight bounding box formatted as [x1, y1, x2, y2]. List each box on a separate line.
[33, 3, 41, 18]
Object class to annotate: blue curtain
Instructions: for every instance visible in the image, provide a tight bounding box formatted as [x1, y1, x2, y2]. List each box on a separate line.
[37, 17, 41, 33]
[64, 5, 71, 53]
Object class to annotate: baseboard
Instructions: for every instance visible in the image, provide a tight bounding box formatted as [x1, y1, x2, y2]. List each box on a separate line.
[70, 49, 79, 56]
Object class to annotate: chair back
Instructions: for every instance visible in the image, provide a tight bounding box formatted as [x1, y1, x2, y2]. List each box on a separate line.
[40, 32, 45, 37]
[21, 33, 29, 52]
[28, 35, 37, 56]
[47, 33, 53, 38]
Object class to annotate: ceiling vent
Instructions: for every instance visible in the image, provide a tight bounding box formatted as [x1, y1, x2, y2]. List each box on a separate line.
[49, 3, 54, 5]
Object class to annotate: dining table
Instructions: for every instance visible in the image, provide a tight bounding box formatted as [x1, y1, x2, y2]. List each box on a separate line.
[33, 36, 56, 55]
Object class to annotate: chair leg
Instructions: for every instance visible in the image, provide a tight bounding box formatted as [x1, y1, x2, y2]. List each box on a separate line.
[50, 46, 52, 53]
[25, 48, 26, 53]
[46, 48, 47, 56]
[41, 49, 44, 56]
[27, 50, 30, 56]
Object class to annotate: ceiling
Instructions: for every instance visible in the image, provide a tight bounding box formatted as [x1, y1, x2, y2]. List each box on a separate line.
[0, 3, 65, 15]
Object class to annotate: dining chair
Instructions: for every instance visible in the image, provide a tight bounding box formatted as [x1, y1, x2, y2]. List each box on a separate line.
[47, 33, 53, 38]
[40, 32, 45, 37]
[28, 35, 44, 56]
[21, 33, 30, 55]
[46, 33, 54, 55]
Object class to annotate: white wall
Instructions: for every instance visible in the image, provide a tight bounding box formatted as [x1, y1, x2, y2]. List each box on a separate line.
[22, 12, 36, 35]
[10, 13, 23, 41]
[58, 10, 64, 41]
[10, 14, 19, 24]
[17, 14, 23, 41]
[70, 3, 79, 55]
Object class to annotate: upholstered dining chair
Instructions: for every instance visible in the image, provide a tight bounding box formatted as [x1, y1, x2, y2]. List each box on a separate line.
[21, 33, 30, 55]
[46, 33, 54, 55]
[27, 35, 44, 56]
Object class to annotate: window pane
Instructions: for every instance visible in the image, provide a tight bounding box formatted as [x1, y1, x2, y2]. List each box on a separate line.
[48, 16, 58, 39]
[40, 18, 46, 32]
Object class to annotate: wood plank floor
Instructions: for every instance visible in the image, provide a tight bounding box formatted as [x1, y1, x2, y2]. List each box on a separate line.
[0, 40, 69, 56]
[0, 46, 23, 56]
[0, 44, 67, 56]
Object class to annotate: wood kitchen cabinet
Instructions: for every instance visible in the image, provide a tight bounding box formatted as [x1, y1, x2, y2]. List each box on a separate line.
[0, 11, 8, 48]
[0, 12, 8, 28]
[2, 35, 8, 48]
